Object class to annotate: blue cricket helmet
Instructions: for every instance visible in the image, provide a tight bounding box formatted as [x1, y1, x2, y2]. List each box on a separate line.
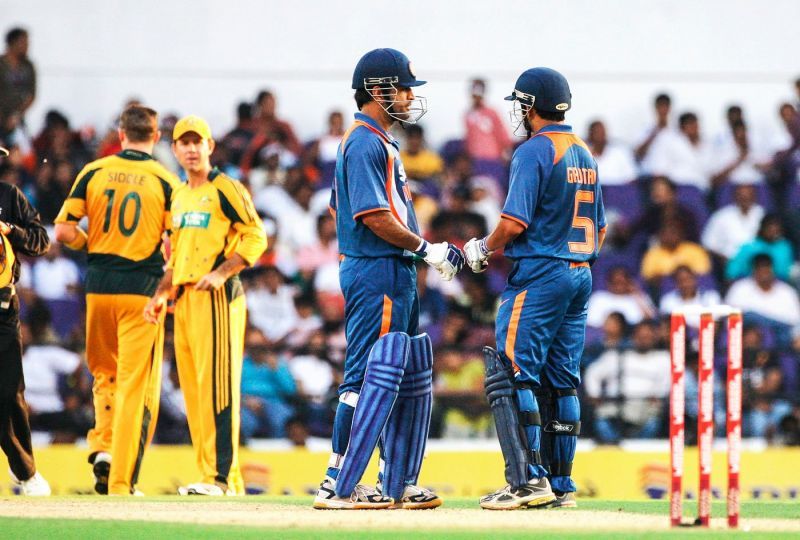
[505, 67, 571, 113]
[351, 48, 426, 89]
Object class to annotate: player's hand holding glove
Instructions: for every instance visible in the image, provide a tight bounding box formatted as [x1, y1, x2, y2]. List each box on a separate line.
[464, 237, 492, 273]
[415, 240, 464, 281]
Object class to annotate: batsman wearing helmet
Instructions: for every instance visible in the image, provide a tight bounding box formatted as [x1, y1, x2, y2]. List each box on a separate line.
[465, 68, 606, 510]
[313, 48, 464, 510]
[144, 115, 266, 496]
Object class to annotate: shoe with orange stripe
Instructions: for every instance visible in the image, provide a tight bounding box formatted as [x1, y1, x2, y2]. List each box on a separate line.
[313, 477, 393, 510]
[383, 484, 442, 510]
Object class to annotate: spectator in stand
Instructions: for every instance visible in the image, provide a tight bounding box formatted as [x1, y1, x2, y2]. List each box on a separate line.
[468, 175, 501, 232]
[726, 214, 794, 282]
[285, 295, 323, 349]
[416, 261, 447, 331]
[640, 222, 711, 288]
[584, 320, 671, 442]
[240, 330, 298, 440]
[240, 90, 301, 174]
[30, 238, 81, 301]
[220, 102, 255, 168]
[635, 93, 672, 174]
[582, 311, 630, 367]
[434, 347, 490, 438]
[464, 78, 511, 162]
[429, 184, 486, 246]
[658, 266, 721, 326]
[21, 319, 89, 442]
[246, 266, 298, 346]
[156, 358, 190, 444]
[32, 110, 89, 169]
[710, 119, 769, 188]
[303, 110, 344, 188]
[725, 254, 800, 332]
[702, 183, 764, 269]
[295, 213, 339, 276]
[400, 124, 444, 181]
[767, 102, 800, 210]
[740, 325, 793, 438]
[287, 330, 335, 434]
[648, 112, 713, 190]
[586, 120, 637, 185]
[587, 267, 656, 328]
[0, 27, 36, 138]
[629, 176, 700, 243]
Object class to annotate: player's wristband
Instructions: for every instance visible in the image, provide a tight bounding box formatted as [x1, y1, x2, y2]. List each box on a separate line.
[413, 238, 429, 257]
[479, 237, 491, 256]
[64, 227, 88, 251]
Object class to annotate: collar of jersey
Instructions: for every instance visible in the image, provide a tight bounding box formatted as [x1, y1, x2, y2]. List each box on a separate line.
[208, 167, 221, 181]
[118, 149, 153, 161]
[354, 112, 395, 145]
[535, 124, 573, 135]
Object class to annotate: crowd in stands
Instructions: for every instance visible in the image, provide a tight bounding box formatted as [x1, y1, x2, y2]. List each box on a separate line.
[3, 26, 800, 446]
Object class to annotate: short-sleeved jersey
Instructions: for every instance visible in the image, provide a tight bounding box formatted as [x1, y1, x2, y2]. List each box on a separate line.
[329, 113, 421, 258]
[55, 149, 180, 295]
[169, 169, 266, 286]
[501, 124, 606, 263]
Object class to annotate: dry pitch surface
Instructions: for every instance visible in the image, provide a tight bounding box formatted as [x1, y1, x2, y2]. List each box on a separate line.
[0, 497, 799, 538]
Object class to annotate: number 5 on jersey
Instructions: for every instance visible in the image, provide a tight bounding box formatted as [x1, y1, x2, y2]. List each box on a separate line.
[103, 188, 142, 236]
[568, 190, 595, 254]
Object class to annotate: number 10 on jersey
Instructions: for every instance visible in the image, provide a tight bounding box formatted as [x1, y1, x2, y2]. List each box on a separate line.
[103, 188, 142, 236]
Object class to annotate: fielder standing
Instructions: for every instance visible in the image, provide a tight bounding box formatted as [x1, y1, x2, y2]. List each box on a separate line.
[465, 68, 605, 510]
[0, 144, 51, 496]
[313, 48, 463, 510]
[55, 105, 179, 495]
[144, 115, 266, 496]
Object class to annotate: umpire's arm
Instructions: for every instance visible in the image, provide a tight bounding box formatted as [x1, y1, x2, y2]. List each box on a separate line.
[5, 185, 49, 256]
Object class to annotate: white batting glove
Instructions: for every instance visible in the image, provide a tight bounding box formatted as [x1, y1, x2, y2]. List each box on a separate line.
[415, 240, 465, 281]
[464, 237, 491, 273]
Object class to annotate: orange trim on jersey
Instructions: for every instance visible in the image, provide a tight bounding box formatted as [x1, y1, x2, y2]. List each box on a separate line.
[501, 213, 529, 229]
[380, 295, 393, 336]
[353, 207, 390, 220]
[536, 132, 592, 165]
[569, 261, 590, 269]
[505, 290, 528, 374]
[385, 152, 406, 226]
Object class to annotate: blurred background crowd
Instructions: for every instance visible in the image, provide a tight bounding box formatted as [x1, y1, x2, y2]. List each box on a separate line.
[3, 26, 800, 448]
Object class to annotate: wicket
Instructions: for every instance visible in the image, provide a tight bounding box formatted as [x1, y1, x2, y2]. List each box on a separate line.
[669, 306, 742, 528]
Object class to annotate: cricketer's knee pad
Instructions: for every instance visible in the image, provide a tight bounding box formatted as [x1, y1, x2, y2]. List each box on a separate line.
[538, 388, 580, 478]
[335, 332, 410, 498]
[483, 347, 529, 489]
[382, 333, 433, 500]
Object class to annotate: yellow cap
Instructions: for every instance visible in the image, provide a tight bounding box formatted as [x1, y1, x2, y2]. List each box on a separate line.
[172, 115, 212, 141]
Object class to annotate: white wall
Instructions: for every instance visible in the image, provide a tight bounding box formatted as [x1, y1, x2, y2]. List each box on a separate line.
[3, 0, 799, 146]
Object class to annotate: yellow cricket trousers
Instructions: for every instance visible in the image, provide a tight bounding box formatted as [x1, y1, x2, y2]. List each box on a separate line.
[173, 280, 246, 494]
[85, 293, 164, 495]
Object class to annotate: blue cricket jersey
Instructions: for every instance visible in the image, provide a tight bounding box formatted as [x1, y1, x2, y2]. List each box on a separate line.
[501, 124, 606, 263]
[330, 113, 421, 258]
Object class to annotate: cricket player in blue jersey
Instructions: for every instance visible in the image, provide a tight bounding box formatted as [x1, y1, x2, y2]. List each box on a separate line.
[313, 48, 464, 510]
[465, 67, 606, 510]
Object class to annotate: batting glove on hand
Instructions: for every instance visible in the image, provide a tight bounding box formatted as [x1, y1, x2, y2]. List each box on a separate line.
[416, 240, 465, 281]
[464, 237, 491, 273]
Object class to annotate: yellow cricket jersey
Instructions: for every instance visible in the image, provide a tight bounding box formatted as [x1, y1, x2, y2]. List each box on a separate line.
[169, 169, 266, 286]
[55, 149, 180, 295]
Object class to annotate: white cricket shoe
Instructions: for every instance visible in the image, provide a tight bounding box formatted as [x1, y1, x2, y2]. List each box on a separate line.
[385, 484, 442, 510]
[480, 476, 555, 510]
[11, 470, 51, 496]
[552, 491, 577, 508]
[177, 482, 234, 496]
[313, 476, 393, 510]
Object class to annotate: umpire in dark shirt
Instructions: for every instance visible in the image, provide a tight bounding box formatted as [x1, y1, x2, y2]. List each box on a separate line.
[0, 145, 51, 494]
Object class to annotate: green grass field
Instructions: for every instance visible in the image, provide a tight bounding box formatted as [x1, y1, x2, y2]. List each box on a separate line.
[0, 497, 797, 539]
